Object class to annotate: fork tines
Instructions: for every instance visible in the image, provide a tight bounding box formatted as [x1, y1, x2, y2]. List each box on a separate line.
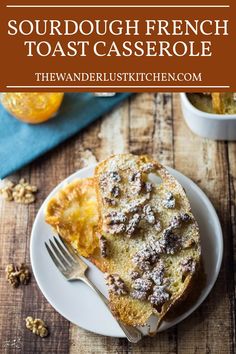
[45, 235, 79, 273]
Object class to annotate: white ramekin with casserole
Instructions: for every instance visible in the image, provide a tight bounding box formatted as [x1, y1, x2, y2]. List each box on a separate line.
[180, 92, 236, 141]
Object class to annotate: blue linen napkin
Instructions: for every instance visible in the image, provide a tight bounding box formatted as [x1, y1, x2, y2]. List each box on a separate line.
[0, 93, 131, 179]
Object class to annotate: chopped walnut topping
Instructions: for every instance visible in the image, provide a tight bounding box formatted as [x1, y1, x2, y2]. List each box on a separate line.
[142, 260, 165, 286]
[131, 290, 148, 301]
[142, 271, 152, 280]
[104, 197, 116, 206]
[99, 175, 108, 191]
[129, 171, 143, 195]
[129, 171, 140, 183]
[142, 205, 156, 225]
[139, 244, 159, 263]
[124, 198, 147, 213]
[151, 261, 165, 285]
[0, 179, 37, 204]
[99, 235, 108, 258]
[5, 263, 31, 288]
[132, 278, 153, 292]
[154, 221, 162, 232]
[147, 230, 181, 256]
[133, 259, 151, 271]
[169, 213, 192, 230]
[105, 211, 127, 225]
[183, 238, 196, 249]
[130, 255, 171, 306]
[25, 317, 49, 337]
[99, 171, 121, 193]
[147, 236, 164, 255]
[105, 212, 127, 233]
[125, 201, 140, 213]
[144, 182, 153, 193]
[132, 244, 159, 271]
[159, 228, 181, 254]
[180, 257, 196, 274]
[108, 223, 126, 235]
[129, 270, 140, 280]
[126, 213, 141, 235]
[162, 192, 175, 209]
[105, 273, 128, 295]
[110, 186, 120, 198]
[130, 274, 154, 301]
[125, 191, 153, 213]
[109, 171, 121, 182]
[140, 163, 155, 173]
[100, 171, 121, 185]
[169, 215, 182, 229]
[180, 213, 192, 222]
[148, 285, 170, 306]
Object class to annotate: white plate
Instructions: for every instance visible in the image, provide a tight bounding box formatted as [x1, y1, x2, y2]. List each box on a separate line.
[30, 165, 223, 338]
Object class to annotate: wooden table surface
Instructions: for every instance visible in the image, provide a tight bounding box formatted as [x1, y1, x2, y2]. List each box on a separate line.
[0, 93, 235, 354]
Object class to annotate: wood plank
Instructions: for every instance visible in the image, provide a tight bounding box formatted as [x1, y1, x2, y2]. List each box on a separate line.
[228, 141, 236, 354]
[173, 93, 234, 354]
[0, 144, 75, 353]
[129, 93, 156, 156]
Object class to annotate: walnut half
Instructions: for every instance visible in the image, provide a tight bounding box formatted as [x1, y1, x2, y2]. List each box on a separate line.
[25, 316, 49, 338]
[5, 263, 31, 288]
[0, 178, 38, 204]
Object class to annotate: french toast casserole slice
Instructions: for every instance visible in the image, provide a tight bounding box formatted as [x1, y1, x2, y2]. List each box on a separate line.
[94, 154, 201, 328]
[45, 154, 201, 330]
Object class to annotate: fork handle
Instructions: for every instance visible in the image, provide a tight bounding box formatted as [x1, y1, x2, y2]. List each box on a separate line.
[80, 276, 142, 343]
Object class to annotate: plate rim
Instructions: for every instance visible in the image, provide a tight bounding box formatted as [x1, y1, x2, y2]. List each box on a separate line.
[30, 164, 223, 337]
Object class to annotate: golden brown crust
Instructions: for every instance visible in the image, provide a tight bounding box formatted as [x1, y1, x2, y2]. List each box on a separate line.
[45, 178, 99, 258]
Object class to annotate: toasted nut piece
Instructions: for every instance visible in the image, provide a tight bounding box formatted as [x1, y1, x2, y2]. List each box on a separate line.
[5, 263, 31, 287]
[0, 179, 38, 204]
[25, 316, 49, 337]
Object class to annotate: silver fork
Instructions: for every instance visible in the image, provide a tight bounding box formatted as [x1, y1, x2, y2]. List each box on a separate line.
[45, 235, 142, 343]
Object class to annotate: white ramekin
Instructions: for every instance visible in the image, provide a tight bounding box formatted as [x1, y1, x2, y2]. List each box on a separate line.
[180, 93, 236, 141]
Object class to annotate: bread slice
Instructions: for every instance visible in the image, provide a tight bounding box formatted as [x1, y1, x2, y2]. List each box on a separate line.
[94, 154, 201, 328]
